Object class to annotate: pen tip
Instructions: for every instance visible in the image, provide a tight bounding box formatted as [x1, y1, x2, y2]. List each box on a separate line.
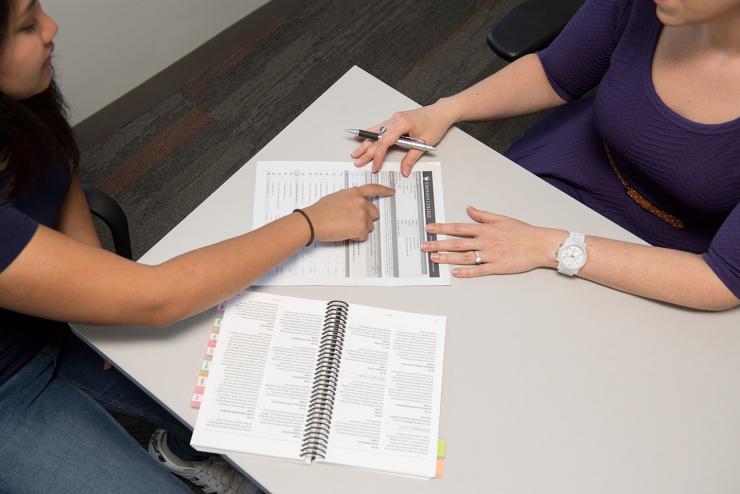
[344, 128, 356, 133]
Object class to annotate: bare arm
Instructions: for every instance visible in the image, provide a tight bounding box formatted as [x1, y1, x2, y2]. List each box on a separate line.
[436, 53, 566, 123]
[572, 234, 738, 312]
[423, 207, 739, 312]
[353, 54, 566, 174]
[0, 184, 394, 327]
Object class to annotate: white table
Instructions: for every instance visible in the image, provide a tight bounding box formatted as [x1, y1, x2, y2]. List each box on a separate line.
[75, 66, 740, 494]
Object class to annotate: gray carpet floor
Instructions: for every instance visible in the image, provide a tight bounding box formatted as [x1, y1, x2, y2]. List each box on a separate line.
[79, 0, 545, 258]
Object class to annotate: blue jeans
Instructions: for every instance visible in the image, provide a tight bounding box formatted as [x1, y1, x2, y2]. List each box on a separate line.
[0, 327, 208, 493]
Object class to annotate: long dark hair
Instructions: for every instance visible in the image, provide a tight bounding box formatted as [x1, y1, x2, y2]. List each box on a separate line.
[0, 1, 78, 198]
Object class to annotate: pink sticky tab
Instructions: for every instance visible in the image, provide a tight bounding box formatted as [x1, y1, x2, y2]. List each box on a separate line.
[207, 339, 217, 347]
[434, 459, 444, 479]
[194, 386, 205, 394]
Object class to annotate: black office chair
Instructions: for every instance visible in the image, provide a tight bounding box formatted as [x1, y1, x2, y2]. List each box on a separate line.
[83, 184, 133, 260]
[487, 0, 585, 62]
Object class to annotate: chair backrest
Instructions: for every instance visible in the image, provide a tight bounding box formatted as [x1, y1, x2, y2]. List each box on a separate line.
[487, 0, 585, 62]
[83, 184, 133, 260]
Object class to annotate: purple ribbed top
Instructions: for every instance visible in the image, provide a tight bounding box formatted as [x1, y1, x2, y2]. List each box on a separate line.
[506, 0, 740, 298]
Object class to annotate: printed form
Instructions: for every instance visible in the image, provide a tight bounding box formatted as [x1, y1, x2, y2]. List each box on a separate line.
[252, 162, 450, 286]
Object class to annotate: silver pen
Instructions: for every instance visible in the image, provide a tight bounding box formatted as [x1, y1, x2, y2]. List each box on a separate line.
[345, 128, 437, 152]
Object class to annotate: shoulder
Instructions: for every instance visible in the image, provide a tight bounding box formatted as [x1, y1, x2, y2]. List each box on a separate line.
[574, 0, 648, 39]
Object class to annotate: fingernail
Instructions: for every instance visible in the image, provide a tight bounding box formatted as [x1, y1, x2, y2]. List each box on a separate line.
[452, 269, 461, 276]
[420, 242, 429, 251]
[430, 253, 440, 261]
[426, 224, 435, 232]
[354, 161, 362, 167]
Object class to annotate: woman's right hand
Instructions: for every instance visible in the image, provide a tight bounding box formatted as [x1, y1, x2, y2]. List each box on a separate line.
[303, 184, 395, 242]
[351, 99, 459, 176]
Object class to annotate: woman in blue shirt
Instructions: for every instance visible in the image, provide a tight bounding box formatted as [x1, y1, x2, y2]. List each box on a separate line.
[0, 1, 393, 492]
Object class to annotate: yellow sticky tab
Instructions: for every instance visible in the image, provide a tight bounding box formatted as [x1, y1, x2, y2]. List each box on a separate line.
[437, 438, 446, 458]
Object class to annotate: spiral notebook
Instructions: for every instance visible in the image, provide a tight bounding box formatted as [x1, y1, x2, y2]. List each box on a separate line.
[190, 291, 446, 479]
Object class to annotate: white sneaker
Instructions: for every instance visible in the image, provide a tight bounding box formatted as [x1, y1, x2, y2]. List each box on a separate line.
[148, 428, 262, 494]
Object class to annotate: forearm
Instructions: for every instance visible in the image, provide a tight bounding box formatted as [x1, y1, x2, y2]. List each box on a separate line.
[2, 184, 386, 327]
[539, 230, 739, 311]
[0, 212, 311, 327]
[146, 212, 310, 325]
[434, 53, 566, 124]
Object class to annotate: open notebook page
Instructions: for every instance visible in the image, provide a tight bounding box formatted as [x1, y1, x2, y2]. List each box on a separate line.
[191, 293, 323, 461]
[322, 303, 446, 478]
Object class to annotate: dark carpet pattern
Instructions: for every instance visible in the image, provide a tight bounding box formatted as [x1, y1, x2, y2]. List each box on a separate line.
[78, 0, 545, 258]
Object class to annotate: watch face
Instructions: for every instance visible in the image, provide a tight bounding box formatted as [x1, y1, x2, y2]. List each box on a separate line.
[561, 245, 585, 269]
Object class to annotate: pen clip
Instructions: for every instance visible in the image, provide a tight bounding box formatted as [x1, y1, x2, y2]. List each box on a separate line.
[401, 135, 428, 144]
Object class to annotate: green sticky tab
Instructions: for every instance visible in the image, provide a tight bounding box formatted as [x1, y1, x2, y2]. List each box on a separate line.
[437, 438, 446, 458]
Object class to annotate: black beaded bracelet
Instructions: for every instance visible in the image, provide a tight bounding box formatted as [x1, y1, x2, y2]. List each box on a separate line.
[293, 208, 315, 246]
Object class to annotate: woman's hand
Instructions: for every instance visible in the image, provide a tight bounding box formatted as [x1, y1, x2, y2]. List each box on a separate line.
[304, 184, 395, 242]
[421, 206, 567, 277]
[352, 99, 459, 176]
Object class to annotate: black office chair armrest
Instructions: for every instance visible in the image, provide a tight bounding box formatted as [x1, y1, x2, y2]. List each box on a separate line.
[487, 0, 585, 62]
[83, 184, 133, 260]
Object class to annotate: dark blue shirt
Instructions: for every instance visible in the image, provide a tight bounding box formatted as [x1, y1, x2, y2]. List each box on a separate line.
[0, 158, 71, 384]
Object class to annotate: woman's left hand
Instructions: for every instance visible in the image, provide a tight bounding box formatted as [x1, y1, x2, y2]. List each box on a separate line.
[421, 206, 566, 277]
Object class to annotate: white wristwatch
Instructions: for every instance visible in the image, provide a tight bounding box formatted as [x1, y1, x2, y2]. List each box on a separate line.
[556, 231, 588, 276]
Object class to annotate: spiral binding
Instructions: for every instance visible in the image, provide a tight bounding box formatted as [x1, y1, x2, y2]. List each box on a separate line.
[300, 300, 349, 462]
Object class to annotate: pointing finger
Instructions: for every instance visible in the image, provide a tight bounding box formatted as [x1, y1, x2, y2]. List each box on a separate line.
[357, 184, 395, 198]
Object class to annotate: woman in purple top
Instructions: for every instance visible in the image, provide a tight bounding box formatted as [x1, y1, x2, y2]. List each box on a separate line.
[356, 0, 740, 311]
[0, 0, 393, 492]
